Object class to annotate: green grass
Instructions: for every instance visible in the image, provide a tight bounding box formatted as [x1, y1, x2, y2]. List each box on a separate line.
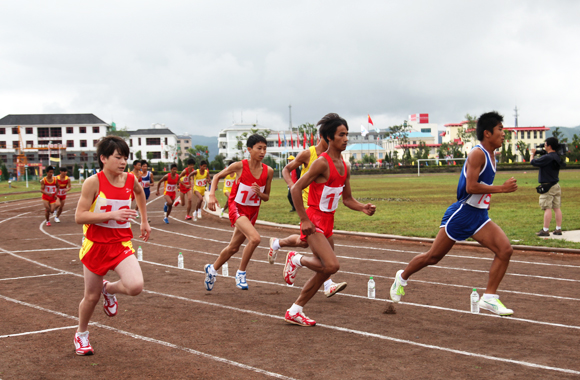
[0, 180, 82, 203]
[223, 170, 580, 249]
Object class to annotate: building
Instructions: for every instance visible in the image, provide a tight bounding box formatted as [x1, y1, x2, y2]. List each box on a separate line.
[0, 113, 110, 176]
[126, 124, 178, 163]
[387, 131, 440, 159]
[176, 134, 192, 161]
[504, 126, 550, 162]
[342, 143, 384, 163]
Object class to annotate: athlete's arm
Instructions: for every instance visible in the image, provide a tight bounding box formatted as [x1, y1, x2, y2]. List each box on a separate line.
[465, 149, 517, 194]
[282, 150, 310, 188]
[251, 167, 274, 202]
[291, 158, 329, 236]
[208, 162, 243, 211]
[149, 172, 155, 187]
[178, 168, 189, 179]
[132, 176, 151, 242]
[342, 168, 376, 215]
[156, 174, 168, 196]
[65, 178, 72, 193]
[75, 175, 137, 225]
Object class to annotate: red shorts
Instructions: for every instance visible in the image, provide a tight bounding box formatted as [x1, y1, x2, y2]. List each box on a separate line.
[300, 207, 335, 241]
[57, 195, 66, 201]
[42, 195, 57, 204]
[228, 199, 260, 227]
[164, 192, 176, 201]
[79, 239, 135, 276]
[179, 185, 191, 194]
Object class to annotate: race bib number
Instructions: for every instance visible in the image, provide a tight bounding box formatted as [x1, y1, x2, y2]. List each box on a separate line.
[195, 178, 207, 187]
[319, 185, 344, 212]
[57, 188, 67, 196]
[165, 184, 176, 193]
[94, 197, 131, 229]
[225, 179, 234, 188]
[466, 193, 491, 209]
[234, 182, 265, 206]
[181, 177, 190, 185]
[45, 185, 57, 195]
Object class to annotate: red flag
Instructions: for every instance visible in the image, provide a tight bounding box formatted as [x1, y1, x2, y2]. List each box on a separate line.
[453, 161, 456, 165]
[368, 114, 374, 125]
[303, 131, 307, 148]
[290, 132, 294, 148]
[297, 132, 301, 147]
[310, 132, 314, 145]
[278, 132, 281, 147]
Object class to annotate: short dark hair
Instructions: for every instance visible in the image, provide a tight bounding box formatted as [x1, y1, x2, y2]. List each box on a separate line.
[318, 113, 349, 143]
[545, 137, 560, 151]
[200, 160, 208, 166]
[133, 160, 141, 167]
[171, 163, 178, 169]
[476, 111, 503, 141]
[141, 160, 148, 166]
[96, 136, 130, 170]
[187, 158, 196, 165]
[47, 166, 54, 172]
[247, 133, 267, 148]
[60, 167, 67, 172]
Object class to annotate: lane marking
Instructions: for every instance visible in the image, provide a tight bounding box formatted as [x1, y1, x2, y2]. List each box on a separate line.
[0, 211, 32, 225]
[0, 325, 78, 338]
[0, 295, 296, 380]
[9, 248, 78, 253]
[0, 273, 66, 281]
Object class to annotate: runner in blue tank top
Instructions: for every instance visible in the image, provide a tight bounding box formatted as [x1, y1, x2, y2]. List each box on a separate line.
[390, 111, 518, 316]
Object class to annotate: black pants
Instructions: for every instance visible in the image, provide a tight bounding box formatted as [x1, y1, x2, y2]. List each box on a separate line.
[287, 188, 295, 211]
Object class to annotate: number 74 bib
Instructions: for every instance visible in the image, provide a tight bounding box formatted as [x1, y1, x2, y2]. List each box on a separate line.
[234, 182, 265, 206]
[319, 185, 344, 212]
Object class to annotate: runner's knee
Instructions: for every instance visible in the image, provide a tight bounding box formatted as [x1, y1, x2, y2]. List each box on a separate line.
[125, 280, 143, 296]
[323, 262, 340, 275]
[248, 234, 261, 246]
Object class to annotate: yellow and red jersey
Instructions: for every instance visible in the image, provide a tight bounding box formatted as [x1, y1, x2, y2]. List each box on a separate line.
[41, 176, 58, 202]
[56, 175, 70, 199]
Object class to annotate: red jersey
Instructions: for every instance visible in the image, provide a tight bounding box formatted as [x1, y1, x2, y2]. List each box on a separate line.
[179, 167, 193, 193]
[84, 171, 135, 243]
[228, 159, 269, 226]
[56, 175, 70, 199]
[41, 176, 58, 202]
[164, 173, 179, 195]
[307, 152, 347, 214]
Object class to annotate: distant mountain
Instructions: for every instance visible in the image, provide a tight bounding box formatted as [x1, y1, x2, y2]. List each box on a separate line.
[184, 135, 219, 159]
[547, 126, 580, 142]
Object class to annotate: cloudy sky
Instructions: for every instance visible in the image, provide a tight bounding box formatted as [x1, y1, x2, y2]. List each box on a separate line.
[1, 1, 578, 136]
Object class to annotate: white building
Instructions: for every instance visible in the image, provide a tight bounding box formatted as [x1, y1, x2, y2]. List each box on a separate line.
[0, 113, 110, 176]
[127, 123, 178, 163]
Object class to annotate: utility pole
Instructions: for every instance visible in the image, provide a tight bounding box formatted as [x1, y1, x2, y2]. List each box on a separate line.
[514, 106, 519, 127]
[288, 104, 292, 132]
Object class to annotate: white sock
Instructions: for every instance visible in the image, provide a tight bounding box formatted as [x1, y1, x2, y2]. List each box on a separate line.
[291, 253, 303, 267]
[289, 303, 303, 315]
[76, 330, 89, 337]
[209, 264, 218, 276]
[482, 293, 498, 300]
[236, 269, 246, 275]
[556, 226, 561, 230]
[543, 227, 549, 232]
[272, 239, 281, 250]
[398, 272, 408, 286]
[323, 279, 333, 291]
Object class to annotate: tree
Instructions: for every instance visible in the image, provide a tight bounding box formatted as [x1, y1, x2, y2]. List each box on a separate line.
[349, 155, 356, 165]
[73, 163, 79, 179]
[177, 157, 183, 171]
[388, 121, 412, 164]
[147, 152, 153, 161]
[106, 126, 130, 138]
[551, 127, 568, 143]
[83, 163, 89, 178]
[210, 154, 226, 171]
[262, 156, 277, 169]
[524, 148, 531, 162]
[392, 151, 400, 166]
[506, 144, 516, 163]
[516, 141, 528, 162]
[457, 114, 478, 149]
[297, 123, 317, 144]
[414, 141, 430, 160]
[403, 149, 412, 165]
[188, 145, 209, 163]
[135, 150, 142, 160]
[1, 164, 9, 181]
[234, 128, 272, 159]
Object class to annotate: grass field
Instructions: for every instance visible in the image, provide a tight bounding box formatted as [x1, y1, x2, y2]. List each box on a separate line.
[0, 180, 82, 202]
[213, 170, 580, 249]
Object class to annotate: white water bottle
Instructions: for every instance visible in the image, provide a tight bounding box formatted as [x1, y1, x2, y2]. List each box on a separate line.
[471, 288, 480, 313]
[222, 261, 229, 277]
[137, 246, 143, 261]
[178, 252, 184, 269]
[368, 276, 376, 299]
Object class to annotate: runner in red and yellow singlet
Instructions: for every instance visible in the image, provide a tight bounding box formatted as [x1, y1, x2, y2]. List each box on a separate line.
[205, 134, 274, 291]
[40, 166, 59, 226]
[156, 164, 179, 224]
[187, 160, 211, 221]
[282, 113, 376, 326]
[175, 158, 196, 220]
[54, 167, 72, 223]
[74, 136, 150, 356]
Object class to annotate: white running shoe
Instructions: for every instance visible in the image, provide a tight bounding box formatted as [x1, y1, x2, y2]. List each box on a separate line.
[268, 238, 278, 264]
[324, 281, 347, 298]
[478, 296, 513, 316]
[390, 270, 406, 303]
[54, 217, 60, 223]
[197, 210, 202, 219]
[53, 210, 57, 217]
[220, 208, 224, 218]
[193, 213, 197, 221]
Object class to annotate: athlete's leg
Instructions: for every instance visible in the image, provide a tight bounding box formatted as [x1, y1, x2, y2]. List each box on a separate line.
[78, 266, 104, 332]
[212, 226, 247, 270]
[233, 216, 262, 271]
[471, 221, 513, 294]
[294, 232, 340, 307]
[194, 191, 203, 212]
[56, 199, 66, 217]
[106, 255, 144, 296]
[164, 194, 173, 217]
[401, 228, 455, 280]
[43, 200, 51, 221]
[186, 191, 193, 216]
[279, 234, 309, 249]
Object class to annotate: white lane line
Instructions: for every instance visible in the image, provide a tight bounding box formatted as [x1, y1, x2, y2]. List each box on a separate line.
[149, 221, 580, 283]
[38, 220, 80, 248]
[0, 294, 296, 380]
[0, 211, 32, 225]
[10, 248, 78, 253]
[0, 325, 78, 339]
[170, 215, 580, 269]
[0, 273, 66, 281]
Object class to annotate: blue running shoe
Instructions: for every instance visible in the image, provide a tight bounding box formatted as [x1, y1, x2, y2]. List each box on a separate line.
[164, 203, 168, 213]
[163, 217, 169, 224]
[204, 264, 216, 291]
[235, 271, 248, 290]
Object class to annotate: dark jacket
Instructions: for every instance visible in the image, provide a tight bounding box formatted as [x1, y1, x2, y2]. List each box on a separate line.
[531, 152, 564, 183]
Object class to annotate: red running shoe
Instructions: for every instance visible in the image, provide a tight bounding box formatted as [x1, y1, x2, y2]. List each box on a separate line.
[46, 221, 51, 226]
[102, 280, 117, 317]
[74, 331, 94, 355]
[283, 251, 300, 285]
[284, 310, 316, 326]
[185, 215, 192, 220]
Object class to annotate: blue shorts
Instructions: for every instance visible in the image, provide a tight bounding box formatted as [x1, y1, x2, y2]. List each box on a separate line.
[144, 188, 150, 200]
[440, 201, 491, 241]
